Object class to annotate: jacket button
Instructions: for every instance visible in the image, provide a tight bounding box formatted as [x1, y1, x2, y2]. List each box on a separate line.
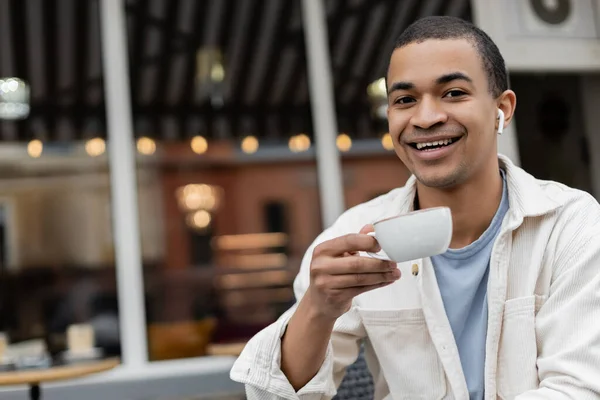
[412, 264, 419, 276]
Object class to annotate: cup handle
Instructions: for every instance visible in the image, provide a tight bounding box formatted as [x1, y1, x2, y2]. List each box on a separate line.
[364, 232, 392, 261]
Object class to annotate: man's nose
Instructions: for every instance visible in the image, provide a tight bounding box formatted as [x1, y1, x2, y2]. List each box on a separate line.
[410, 97, 447, 130]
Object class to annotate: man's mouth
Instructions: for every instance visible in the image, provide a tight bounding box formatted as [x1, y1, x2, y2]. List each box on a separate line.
[409, 136, 463, 151]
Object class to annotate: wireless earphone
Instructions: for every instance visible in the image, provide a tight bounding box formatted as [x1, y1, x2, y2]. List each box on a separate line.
[497, 109, 504, 135]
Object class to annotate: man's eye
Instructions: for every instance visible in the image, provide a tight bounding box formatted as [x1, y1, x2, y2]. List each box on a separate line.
[394, 97, 415, 105]
[444, 90, 466, 98]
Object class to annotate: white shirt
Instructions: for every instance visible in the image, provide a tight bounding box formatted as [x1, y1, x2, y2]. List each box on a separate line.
[230, 155, 600, 400]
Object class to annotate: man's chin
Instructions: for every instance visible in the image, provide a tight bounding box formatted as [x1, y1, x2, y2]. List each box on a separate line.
[413, 170, 463, 189]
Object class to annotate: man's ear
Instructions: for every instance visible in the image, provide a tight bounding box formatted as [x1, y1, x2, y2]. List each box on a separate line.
[497, 89, 517, 133]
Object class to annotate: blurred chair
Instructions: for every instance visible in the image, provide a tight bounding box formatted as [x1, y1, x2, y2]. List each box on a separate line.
[333, 344, 374, 400]
[147, 318, 216, 361]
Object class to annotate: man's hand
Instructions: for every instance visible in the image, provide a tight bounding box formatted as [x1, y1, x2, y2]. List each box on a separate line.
[304, 224, 401, 320]
[281, 225, 400, 390]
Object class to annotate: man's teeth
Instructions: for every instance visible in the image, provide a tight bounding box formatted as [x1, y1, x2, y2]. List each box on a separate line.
[415, 138, 454, 150]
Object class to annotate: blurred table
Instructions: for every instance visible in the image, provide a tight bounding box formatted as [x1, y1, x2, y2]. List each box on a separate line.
[206, 342, 246, 357]
[0, 357, 119, 400]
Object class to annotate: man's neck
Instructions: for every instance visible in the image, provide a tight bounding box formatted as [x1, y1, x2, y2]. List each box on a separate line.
[415, 162, 504, 249]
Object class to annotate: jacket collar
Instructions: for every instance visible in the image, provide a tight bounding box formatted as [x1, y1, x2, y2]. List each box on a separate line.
[379, 154, 561, 224]
[498, 154, 561, 219]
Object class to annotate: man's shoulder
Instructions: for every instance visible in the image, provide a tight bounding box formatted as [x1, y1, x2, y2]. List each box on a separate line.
[502, 155, 599, 222]
[535, 177, 600, 220]
[531, 178, 600, 267]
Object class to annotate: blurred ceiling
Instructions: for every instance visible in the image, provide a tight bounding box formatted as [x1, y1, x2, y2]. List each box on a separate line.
[0, 0, 472, 142]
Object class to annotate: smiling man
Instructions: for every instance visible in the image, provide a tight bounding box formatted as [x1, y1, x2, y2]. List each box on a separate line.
[230, 16, 600, 400]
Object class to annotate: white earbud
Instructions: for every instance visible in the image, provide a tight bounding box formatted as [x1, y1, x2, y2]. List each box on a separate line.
[497, 109, 505, 135]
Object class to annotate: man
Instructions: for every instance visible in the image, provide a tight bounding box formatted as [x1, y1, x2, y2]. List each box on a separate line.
[230, 16, 600, 399]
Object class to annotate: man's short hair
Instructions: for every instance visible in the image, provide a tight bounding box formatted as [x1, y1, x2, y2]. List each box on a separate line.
[391, 16, 508, 98]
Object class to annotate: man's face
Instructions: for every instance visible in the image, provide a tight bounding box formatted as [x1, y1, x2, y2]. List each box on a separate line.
[386, 39, 499, 188]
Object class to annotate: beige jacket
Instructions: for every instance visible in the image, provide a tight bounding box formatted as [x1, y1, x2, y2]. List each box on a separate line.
[230, 155, 600, 400]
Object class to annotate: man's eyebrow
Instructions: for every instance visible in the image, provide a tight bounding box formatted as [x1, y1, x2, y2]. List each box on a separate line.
[387, 81, 415, 93]
[436, 72, 473, 85]
[387, 72, 472, 94]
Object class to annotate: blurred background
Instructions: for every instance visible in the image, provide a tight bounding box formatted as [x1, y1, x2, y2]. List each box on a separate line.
[0, 0, 598, 398]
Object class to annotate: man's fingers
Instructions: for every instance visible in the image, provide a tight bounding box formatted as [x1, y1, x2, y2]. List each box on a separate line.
[321, 255, 396, 275]
[343, 281, 396, 298]
[346, 225, 375, 255]
[359, 224, 375, 235]
[327, 269, 401, 289]
[314, 233, 380, 257]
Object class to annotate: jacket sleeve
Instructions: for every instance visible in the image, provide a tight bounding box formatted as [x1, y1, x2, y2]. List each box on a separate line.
[229, 223, 367, 400]
[516, 195, 600, 399]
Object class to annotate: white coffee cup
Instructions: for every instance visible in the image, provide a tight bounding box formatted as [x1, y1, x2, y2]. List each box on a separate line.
[365, 207, 453, 262]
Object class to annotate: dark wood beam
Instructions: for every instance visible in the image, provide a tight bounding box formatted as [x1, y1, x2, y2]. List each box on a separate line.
[124, 1, 197, 48]
[334, 4, 383, 104]
[149, 0, 181, 105]
[43, 0, 58, 138]
[177, 1, 210, 107]
[9, 0, 29, 140]
[74, 0, 89, 138]
[257, 1, 296, 103]
[129, 0, 150, 106]
[233, 0, 267, 107]
[359, 0, 407, 86]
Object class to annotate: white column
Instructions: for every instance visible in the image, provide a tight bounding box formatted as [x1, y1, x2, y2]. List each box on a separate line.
[301, 0, 345, 228]
[99, 0, 148, 368]
[580, 74, 600, 200]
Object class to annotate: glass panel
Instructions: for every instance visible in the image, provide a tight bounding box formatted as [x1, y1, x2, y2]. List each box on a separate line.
[124, 0, 322, 361]
[0, 0, 120, 363]
[324, 0, 474, 206]
[510, 73, 593, 194]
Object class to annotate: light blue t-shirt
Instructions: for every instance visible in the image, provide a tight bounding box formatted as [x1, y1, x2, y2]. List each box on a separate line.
[430, 170, 509, 400]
